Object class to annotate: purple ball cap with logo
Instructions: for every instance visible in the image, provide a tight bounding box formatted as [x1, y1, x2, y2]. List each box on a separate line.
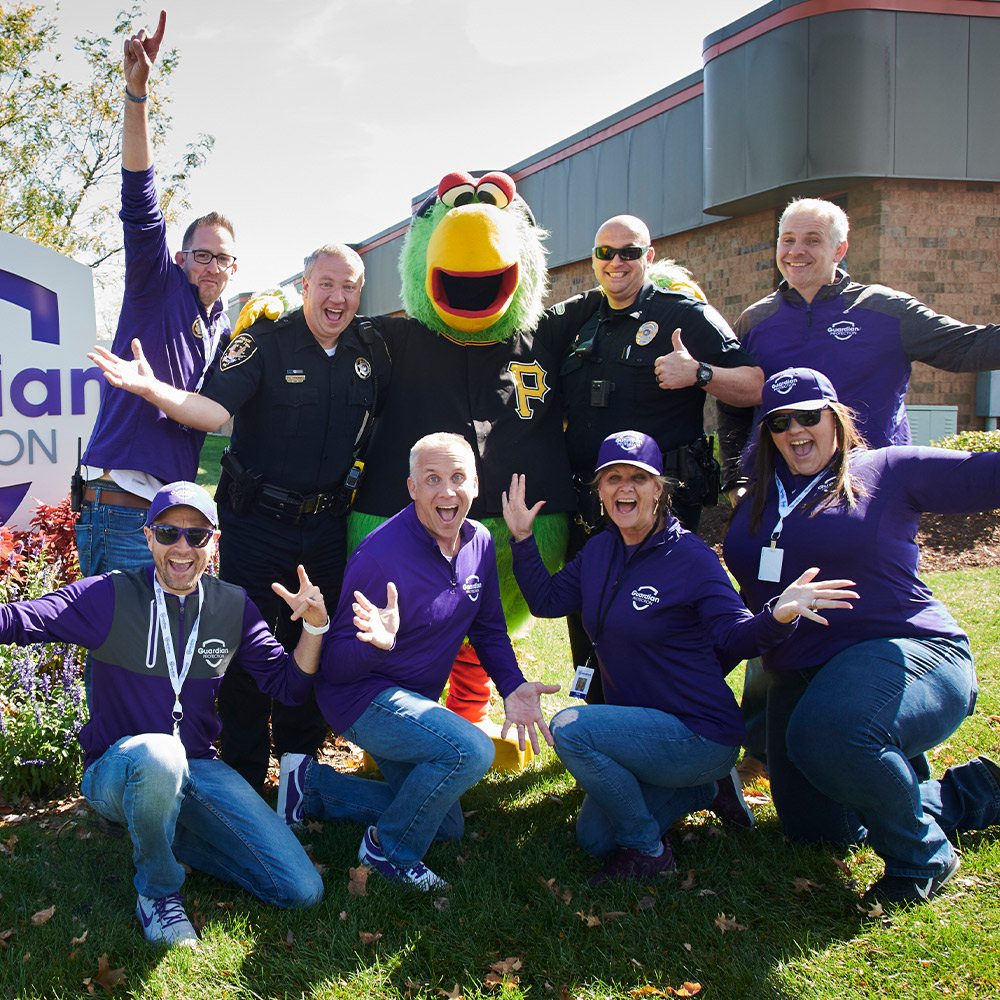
[146, 481, 218, 527]
[595, 430, 663, 476]
[761, 367, 840, 417]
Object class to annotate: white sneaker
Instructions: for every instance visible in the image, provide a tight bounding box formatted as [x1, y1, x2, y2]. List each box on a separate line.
[358, 825, 449, 892]
[277, 752, 310, 826]
[136, 892, 199, 948]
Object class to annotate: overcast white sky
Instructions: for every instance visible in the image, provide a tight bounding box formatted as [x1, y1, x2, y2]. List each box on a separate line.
[43, 0, 763, 307]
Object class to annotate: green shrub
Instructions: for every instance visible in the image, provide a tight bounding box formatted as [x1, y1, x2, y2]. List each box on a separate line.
[931, 428, 1000, 452]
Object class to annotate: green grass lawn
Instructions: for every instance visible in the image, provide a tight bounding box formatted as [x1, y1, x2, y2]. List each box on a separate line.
[2, 568, 998, 1000]
[194, 432, 229, 497]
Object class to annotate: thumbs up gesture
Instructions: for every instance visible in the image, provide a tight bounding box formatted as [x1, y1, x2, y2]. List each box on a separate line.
[654, 329, 699, 389]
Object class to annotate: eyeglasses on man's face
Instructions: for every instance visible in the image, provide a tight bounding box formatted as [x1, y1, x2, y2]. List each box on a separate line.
[181, 249, 237, 270]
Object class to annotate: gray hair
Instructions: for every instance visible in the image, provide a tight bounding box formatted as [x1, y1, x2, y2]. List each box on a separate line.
[780, 198, 849, 246]
[409, 432, 475, 478]
[303, 243, 365, 286]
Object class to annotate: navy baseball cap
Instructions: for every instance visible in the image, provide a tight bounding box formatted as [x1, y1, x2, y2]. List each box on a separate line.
[146, 481, 218, 527]
[595, 431, 663, 475]
[761, 367, 839, 417]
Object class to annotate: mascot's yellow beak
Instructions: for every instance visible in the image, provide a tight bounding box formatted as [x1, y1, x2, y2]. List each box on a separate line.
[425, 204, 520, 334]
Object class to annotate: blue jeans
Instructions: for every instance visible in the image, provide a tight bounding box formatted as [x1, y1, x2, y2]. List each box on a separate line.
[81, 733, 322, 906]
[75, 493, 153, 707]
[551, 704, 739, 857]
[342, 688, 494, 867]
[768, 636, 986, 878]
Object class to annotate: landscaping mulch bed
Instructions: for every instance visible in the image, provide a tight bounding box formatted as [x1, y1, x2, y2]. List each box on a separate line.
[697, 504, 1000, 574]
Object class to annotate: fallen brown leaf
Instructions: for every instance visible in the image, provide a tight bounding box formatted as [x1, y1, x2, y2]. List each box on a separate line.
[791, 877, 820, 895]
[675, 983, 702, 997]
[831, 857, 852, 876]
[576, 908, 601, 928]
[31, 905, 56, 925]
[547, 793, 564, 805]
[358, 931, 382, 945]
[339, 911, 348, 921]
[537, 875, 572, 904]
[636, 895, 656, 913]
[679, 870, 696, 891]
[348, 865, 370, 897]
[0, 834, 17, 856]
[311, 860, 327, 875]
[489, 958, 523, 975]
[71, 930, 89, 946]
[93, 953, 127, 994]
[0, 928, 14, 949]
[305, 820, 324, 833]
[714, 912, 746, 933]
[433, 896, 449, 911]
[437, 983, 463, 998]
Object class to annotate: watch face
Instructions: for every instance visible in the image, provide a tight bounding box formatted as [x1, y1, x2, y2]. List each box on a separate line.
[696, 363, 713, 387]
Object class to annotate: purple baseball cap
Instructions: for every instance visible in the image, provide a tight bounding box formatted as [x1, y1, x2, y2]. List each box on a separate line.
[594, 430, 663, 476]
[761, 367, 839, 417]
[146, 481, 218, 527]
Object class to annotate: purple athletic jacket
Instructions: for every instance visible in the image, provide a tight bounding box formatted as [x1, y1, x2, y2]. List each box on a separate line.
[0, 568, 313, 770]
[511, 517, 796, 747]
[724, 447, 1000, 673]
[315, 504, 525, 732]
[82, 167, 231, 483]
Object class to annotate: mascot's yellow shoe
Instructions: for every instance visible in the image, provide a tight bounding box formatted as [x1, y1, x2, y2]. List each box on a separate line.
[359, 717, 534, 775]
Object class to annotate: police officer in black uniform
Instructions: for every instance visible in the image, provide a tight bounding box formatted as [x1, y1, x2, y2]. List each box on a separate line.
[88, 243, 390, 794]
[205, 244, 389, 793]
[561, 215, 764, 678]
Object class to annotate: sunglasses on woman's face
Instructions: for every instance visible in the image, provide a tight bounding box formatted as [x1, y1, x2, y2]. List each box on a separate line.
[765, 409, 825, 434]
[150, 524, 214, 548]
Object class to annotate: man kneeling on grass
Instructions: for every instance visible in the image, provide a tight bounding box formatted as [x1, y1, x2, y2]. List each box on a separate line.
[0, 483, 330, 948]
[276, 432, 558, 890]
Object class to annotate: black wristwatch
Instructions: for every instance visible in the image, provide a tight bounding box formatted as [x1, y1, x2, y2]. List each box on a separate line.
[695, 362, 714, 388]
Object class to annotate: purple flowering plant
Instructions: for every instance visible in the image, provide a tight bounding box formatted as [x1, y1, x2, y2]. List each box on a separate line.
[1, 503, 86, 800]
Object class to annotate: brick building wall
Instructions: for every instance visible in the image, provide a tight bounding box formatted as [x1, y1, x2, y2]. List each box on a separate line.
[544, 179, 1000, 434]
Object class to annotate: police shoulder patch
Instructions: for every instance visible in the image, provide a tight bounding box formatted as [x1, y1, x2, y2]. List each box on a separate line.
[220, 333, 257, 371]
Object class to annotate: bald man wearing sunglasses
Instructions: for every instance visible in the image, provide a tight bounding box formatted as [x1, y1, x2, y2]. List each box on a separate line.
[559, 214, 764, 685]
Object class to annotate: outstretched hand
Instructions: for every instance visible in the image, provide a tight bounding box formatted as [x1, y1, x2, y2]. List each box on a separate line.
[353, 583, 399, 650]
[88, 339, 159, 398]
[272, 564, 327, 630]
[654, 329, 699, 389]
[123, 10, 166, 97]
[501, 474, 545, 542]
[772, 567, 859, 625]
[501, 681, 561, 753]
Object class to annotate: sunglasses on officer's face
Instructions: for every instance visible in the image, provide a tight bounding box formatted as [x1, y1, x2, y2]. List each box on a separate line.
[151, 524, 214, 548]
[592, 245, 649, 261]
[764, 409, 825, 434]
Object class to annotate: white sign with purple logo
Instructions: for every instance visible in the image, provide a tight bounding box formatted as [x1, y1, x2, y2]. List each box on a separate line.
[0, 231, 99, 528]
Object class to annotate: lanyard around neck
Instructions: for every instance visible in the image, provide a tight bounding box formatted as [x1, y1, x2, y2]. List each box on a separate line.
[769, 468, 830, 547]
[152, 578, 203, 739]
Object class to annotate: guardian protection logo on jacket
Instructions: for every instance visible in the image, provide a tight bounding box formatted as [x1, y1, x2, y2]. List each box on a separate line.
[197, 639, 231, 669]
[631, 586, 660, 611]
[827, 320, 860, 340]
[463, 575, 482, 602]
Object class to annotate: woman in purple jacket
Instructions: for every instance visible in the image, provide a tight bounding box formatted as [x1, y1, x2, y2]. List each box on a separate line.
[504, 430, 853, 885]
[724, 367, 1000, 907]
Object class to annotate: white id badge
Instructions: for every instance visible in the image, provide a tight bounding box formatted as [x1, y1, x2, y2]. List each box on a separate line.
[570, 665, 594, 699]
[758, 546, 784, 582]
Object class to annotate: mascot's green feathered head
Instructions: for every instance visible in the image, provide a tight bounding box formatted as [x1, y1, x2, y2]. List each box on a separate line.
[399, 171, 548, 344]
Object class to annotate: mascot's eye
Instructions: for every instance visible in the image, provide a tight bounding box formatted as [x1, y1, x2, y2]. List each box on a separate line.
[475, 172, 515, 210]
[438, 171, 478, 209]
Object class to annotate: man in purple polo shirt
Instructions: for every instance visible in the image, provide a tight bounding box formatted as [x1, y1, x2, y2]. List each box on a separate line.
[275, 433, 558, 891]
[0, 482, 336, 948]
[76, 11, 236, 582]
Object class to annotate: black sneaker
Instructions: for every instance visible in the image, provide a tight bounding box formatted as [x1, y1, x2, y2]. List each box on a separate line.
[589, 837, 677, 886]
[709, 767, 755, 829]
[862, 851, 960, 907]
